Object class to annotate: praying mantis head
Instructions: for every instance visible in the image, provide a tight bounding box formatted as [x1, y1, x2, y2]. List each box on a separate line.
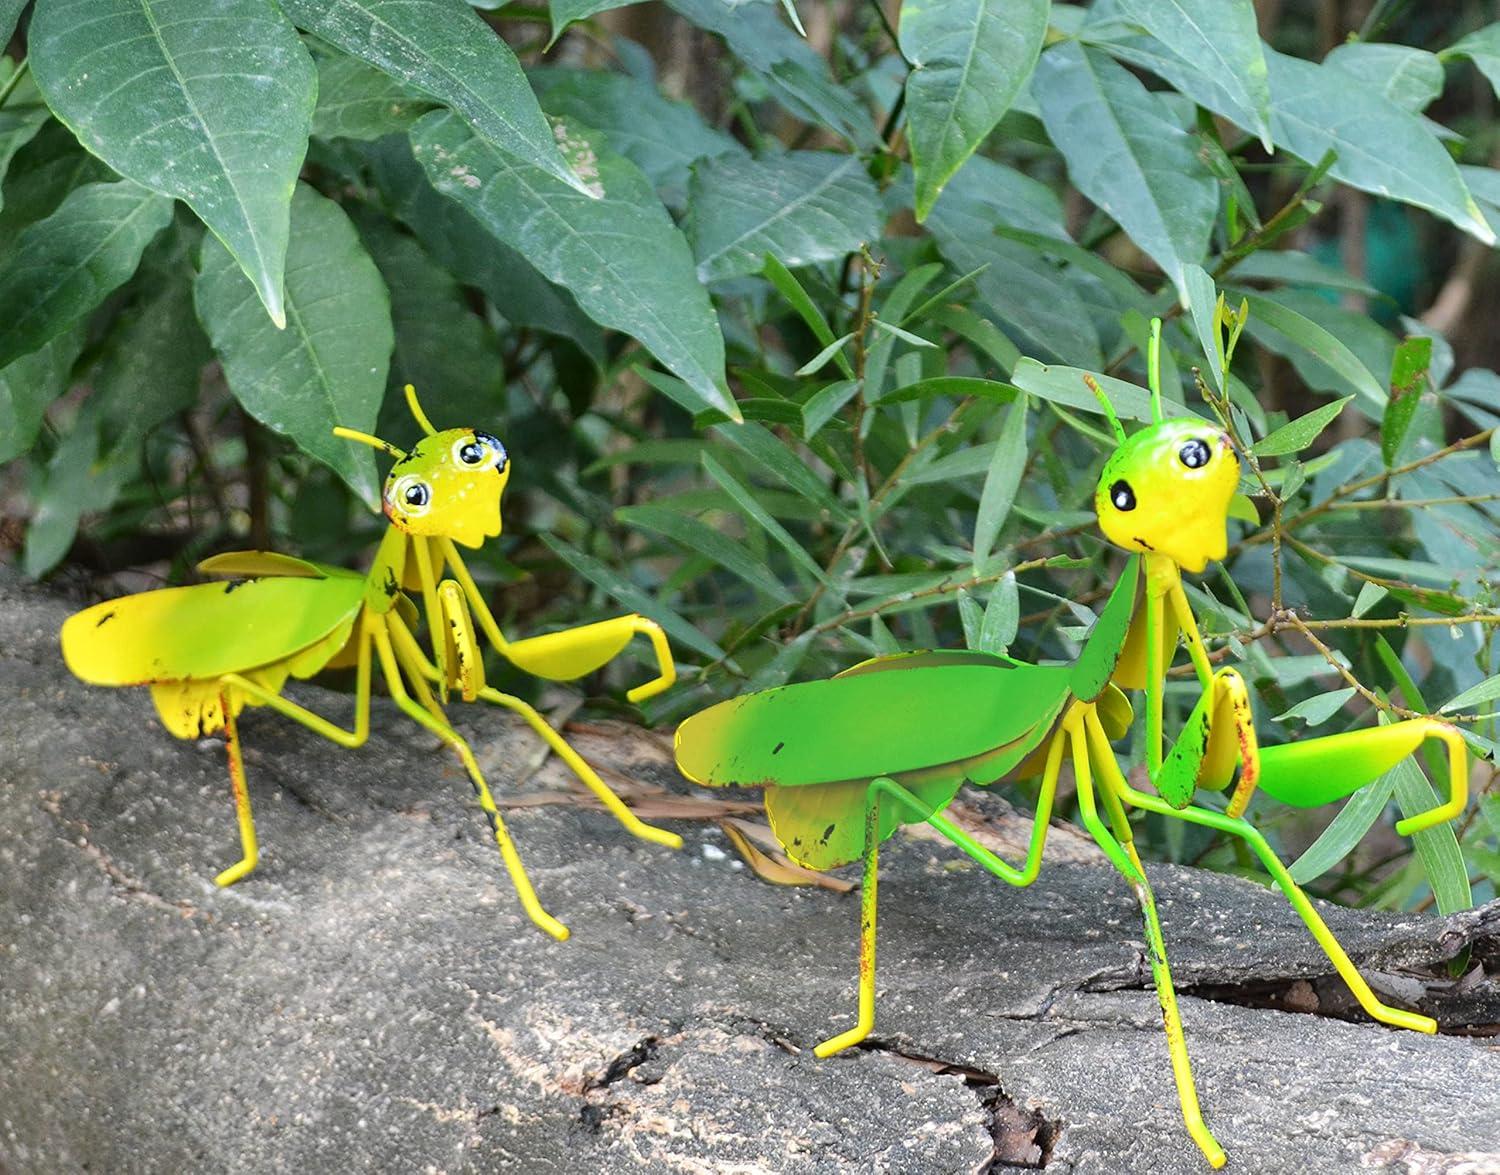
[334, 386, 512, 549]
[1088, 321, 1239, 574]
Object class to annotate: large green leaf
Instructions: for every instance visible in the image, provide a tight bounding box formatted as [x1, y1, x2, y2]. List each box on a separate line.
[899, 0, 1048, 221]
[1011, 358, 1192, 422]
[529, 67, 744, 204]
[1441, 23, 1500, 102]
[688, 151, 881, 282]
[1324, 43, 1443, 113]
[0, 179, 172, 369]
[356, 212, 503, 447]
[311, 51, 435, 142]
[666, 0, 877, 149]
[0, 61, 50, 207]
[0, 324, 84, 464]
[1263, 48, 1492, 245]
[30, 0, 316, 327]
[1033, 42, 1217, 301]
[278, 0, 586, 193]
[410, 110, 735, 420]
[195, 184, 391, 506]
[1113, 0, 1272, 147]
[0, 0, 25, 43]
[361, 135, 603, 364]
[548, 0, 636, 44]
[926, 156, 1101, 368]
[0, 121, 116, 248]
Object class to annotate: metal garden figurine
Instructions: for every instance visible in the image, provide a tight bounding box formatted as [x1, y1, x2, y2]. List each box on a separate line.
[673, 319, 1468, 1168]
[61, 386, 682, 942]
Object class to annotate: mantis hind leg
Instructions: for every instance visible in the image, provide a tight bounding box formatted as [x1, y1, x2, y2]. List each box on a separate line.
[816, 737, 1066, 1059]
[1072, 712, 1226, 1170]
[213, 689, 258, 887]
[1087, 711, 1437, 1036]
[476, 686, 682, 850]
[374, 617, 569, 942]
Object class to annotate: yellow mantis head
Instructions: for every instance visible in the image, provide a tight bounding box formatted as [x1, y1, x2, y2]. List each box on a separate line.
[1087, 321, 1239, 574]
[335, 386, 511, 549]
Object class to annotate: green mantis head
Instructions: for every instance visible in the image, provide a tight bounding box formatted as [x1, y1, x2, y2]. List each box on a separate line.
[1089, 322, 1239, 574]
[334, 386, 511, 549]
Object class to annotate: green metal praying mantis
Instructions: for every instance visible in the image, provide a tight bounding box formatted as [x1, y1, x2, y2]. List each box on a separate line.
[61, 386, 682, 941]
[673, 320, 1468, 1168]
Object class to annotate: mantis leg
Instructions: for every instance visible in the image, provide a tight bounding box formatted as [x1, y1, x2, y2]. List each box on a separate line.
[1072, 711, 1226, 1170]
[214, 691, 258, 887]
[816, 736, 1066, 1058]
[385, 610, 681, 850]
[1087, 711, 1437, 1036]
[476, 686, 683, 850]
[373, 615, 569, 942]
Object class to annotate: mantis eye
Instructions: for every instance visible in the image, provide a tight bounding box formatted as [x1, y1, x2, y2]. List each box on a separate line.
[1109, 480, 1136, 511]
[451, 432, 506, 471]
[1179, 439, 1211, 469]
[391, 476, 432, 515]
[457, 439, 486, 465]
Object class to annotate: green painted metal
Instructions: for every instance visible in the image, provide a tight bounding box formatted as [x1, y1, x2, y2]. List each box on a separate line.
[1071, 554, 1140, 701]
[1257, 723, 1428, 808]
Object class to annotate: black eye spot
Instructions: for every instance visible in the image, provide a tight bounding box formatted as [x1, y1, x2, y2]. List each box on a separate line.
[403, 482, 430, 507]
[1110, 480, 1136, 511]
[476, 431, 507, 470]
[1179, 439, 1211, 469]
[458, 439, 486, 465]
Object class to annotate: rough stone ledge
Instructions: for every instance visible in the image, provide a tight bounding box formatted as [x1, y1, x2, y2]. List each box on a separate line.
[3, 574, 1498, 1173]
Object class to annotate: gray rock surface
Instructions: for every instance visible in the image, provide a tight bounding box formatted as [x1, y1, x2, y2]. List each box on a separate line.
[2, 573, 1498, 1173]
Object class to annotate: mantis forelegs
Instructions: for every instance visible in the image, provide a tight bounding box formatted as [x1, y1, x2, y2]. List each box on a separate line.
[815, 733, 1066, 1059]
[1072, 711, 1226, 1170]
[214, 693, 257, 888]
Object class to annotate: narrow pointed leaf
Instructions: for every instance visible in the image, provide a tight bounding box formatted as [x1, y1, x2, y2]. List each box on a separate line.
[0, 325, 85, 464]
[31, 0, 316, 326]
[1382, 335, 1431, 467]
[279, 0, 586, 194]
[1239, 292, 1386, 410]
[900, 0, 1048, 220]
[410, 111, 734, 421]
[1440, 674, 1500, 714]
[1252, 396, 1354, 458]
[972, 396, 1028, 569]
[0, 179, 172, 369]
[1033, 42, 1217, 301]
[195, 184, 390, 506]
[617, 504, 796, 605]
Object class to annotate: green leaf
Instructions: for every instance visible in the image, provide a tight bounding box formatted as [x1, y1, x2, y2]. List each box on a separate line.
[1033, 42, 1218, 302]
[1391, 745, 1471, 915]
[1287, 770, 1396, 884]
[361, 136, 603, 364]
[688, 151, 881, 282]
[539, 533, 728, 663]
[1262, 48, 1494, 246]
[1382, 335, 1431, 468]
[1351, 581, 1387, 619]
[1012, 358, 1189, 423]
[900, 0, 1049, 220]
[0, 121, 116, 249]
[978, 570, 1018, 654]
[547, 0, 637, 45]
[762, 254, 854, 379]
[1441, 23, 1500, 103]
[1238, 292, 1386, 411]
[410, 111, 735, 421]
[31, 0, 316, 327]
[1324, 42, 1443, 113]
[700, 452, 833, 591]
[0, 325, 84, 464]
[666, 0, 877, 149]
[311, 50, 435, 142]
[972, 396, 1028, 570]
[356, 212, 502, 447]
[794, 334, 854, 377]
[709, 420, 847, 520]
[617, 503, 797, 605]
[0, 0, 25, 43]
[279, 0, 587, 195]
[22, 407, 128, 577]
[1273, 687, 1355, 726]
[1439, 674, 1500, 715]
[801, 378, 861, 440]
[529, 67, 744, 203]
[1183, 264, 1223, 391]
[1226, 250, 1381, 298]
[1252, 395, 1353, 458]
[0, 179, 172, 369]
[195, 184, 391, 506]
[0, 64, 50, 208]
[1113, 0, 1272, 148]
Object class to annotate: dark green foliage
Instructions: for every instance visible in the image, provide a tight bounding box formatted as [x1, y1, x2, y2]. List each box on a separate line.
[1, 0, 1497, 913]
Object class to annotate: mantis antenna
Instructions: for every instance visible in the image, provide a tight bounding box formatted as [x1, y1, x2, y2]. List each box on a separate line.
[405, 384, 439, 437]
[332, 427, 407, 460]
[1082, 373, 1127, 445]
[1148, 316, 1164, 424]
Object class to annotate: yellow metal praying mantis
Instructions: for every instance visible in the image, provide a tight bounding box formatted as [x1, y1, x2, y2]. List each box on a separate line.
[61, 386, 681, 941]
[674, 318, 1469, 1167]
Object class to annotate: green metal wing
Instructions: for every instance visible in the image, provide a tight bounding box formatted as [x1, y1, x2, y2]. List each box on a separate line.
[1072, 555, 1140, 701]
[674, 661, 1074, 791]
[61, 575, 366, 686]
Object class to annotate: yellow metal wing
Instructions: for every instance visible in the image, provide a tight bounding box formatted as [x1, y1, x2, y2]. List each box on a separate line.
[61, 576, 366, 686]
